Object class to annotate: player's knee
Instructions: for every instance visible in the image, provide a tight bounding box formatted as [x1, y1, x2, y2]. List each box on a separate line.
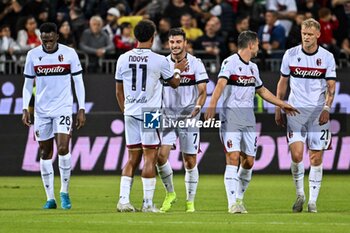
[39, 149, 52, 160]
[157, 153, 168, 165]
[310, 155, 322, 166]
[242, 159, 254, 169]
[226, 152, 240, 165]
[57, 144, 69, 155]
[127, 157, 142, 169]
[143, 156, 157, 167]
[184, 160, 196, 169]
[292, 156, 303, 163]
[291, 152, 303, 163]
[128, 160, 138, 168]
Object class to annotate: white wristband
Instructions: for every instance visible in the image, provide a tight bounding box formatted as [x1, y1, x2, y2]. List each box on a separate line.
[323, 105, 330, 112]
[174, 68, 181, 75]
[195, 105, 201, 110]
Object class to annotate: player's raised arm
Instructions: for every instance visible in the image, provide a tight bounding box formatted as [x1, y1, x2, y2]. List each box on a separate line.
[204, 77, 227, 120]
[166, 58, 189, 88]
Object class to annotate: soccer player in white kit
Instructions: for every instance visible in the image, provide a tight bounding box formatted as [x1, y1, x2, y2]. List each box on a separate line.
[275, 18, 336, 213]
[205, 30, 299, 214]
[156, 28, 208, 213]
[22, 22, 86, 209]
[115, 20, 188, 212]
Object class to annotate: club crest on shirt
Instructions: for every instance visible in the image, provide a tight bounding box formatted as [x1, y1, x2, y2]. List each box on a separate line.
[58, 54, 64, 62]
[239, 67, 242, 72]
[288, 131, 293, 139]
[250, 67, 254, 75]
[227, 139, 233, 148]
[38, 56, 42, 61]
[297, 57, 301, 62]
[316, 58, 322, 66]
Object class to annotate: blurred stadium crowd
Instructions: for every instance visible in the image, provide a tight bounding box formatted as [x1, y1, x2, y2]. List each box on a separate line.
[1, 0, 350, 74]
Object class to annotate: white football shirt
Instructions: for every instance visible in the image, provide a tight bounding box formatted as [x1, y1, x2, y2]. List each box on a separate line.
[115, 48, 173, 115]
[218, 53, 263, 126]
[23, 44, 83, 117]
[280, 45, 336, 108]
[163, 53, 209, 118]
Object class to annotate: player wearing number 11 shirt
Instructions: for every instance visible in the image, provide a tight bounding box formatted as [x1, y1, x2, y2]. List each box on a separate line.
[115, 20, 188, 213]
[22, 22, 86, 210]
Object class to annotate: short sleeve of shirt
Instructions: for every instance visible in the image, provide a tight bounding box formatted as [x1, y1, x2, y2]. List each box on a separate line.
[161, 57, 173, 81]
[280, 50, 290, 77]
[70, 49, 83, 76]
[115, 55, 123, 82]
[326, 54, 336, 79]
[194, 58, 209, 83]
[23, 51, 35, 79]
[218, 58, 231, 79]
[253, 64, 263, 88]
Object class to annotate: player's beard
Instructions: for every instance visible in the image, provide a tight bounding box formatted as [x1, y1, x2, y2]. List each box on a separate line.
[303, 39, 316, 50]
[171, 47, 183, 56]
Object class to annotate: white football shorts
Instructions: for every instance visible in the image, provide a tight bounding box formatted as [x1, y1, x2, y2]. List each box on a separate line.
[162, 126, 200, 154]
[34, 113, 72, 141]
[124, 115, 161, 149]
[287, 110, 331, 150]
[219, 123, 257, 156]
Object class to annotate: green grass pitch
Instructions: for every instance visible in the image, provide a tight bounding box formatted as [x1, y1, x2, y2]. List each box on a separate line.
[0, 175, 349, 233]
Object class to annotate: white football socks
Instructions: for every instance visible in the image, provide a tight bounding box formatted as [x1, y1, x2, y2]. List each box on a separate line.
[309, 164, 323, 204]
[291, 161, 305, 196]
[142, 177, 156, 207]
[157, 161, 175, 193]
[40, 159, 55, 200]
[224, 165, 238, 208]
[119, 176, 133, 204]
[58, 153, 71, 193]
[236, 166, 252, 200]
[185, 164, 199, 202]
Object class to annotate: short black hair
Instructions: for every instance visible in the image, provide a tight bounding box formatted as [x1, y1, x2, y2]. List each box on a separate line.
[134, 19, 156, 42]
[266, 10, 278, 17]
[168, 27, 186, 40]
[0, 24, 10, 31]
[181, 13, 192, 19]
[237, 30, 258, 49]
[120, 22, 132, 34]
[160, 17, 171, 25]
[39, 22, 57, 34]
[236, 14, 249, 25]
